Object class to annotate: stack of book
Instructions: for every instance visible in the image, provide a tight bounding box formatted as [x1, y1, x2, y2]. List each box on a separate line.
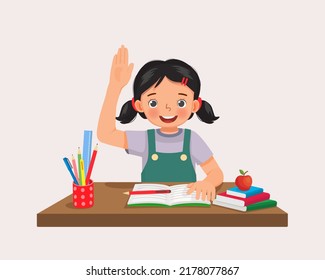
[213, 186, 277, 212]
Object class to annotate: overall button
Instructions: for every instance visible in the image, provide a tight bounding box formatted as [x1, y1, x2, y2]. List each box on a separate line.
[151, 154, 159, 161]
[180, 154, 187, 161]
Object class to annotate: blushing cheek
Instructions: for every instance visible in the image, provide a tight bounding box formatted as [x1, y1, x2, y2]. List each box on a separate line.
[177, 108, 190, 121]
[146, 109, 159, 121]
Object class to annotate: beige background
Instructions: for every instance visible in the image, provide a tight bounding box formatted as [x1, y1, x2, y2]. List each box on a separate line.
[0, 0, 324, 259]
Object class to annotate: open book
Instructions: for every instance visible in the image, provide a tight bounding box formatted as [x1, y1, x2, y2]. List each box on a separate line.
[126, 183, 211, 207]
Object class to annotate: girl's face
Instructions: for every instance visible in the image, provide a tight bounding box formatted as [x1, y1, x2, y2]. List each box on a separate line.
[135, 77, 200, 129]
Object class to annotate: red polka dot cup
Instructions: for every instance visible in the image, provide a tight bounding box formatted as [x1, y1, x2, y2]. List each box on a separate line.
[72, 180, 94, 208]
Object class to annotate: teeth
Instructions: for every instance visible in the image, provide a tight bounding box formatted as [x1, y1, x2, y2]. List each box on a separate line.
[162, 116, 175, 119]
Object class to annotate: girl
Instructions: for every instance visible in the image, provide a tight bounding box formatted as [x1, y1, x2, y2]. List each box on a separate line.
[97, 45, 223, 201]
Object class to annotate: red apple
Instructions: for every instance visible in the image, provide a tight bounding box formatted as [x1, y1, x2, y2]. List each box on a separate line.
[235, 169, 252, 191]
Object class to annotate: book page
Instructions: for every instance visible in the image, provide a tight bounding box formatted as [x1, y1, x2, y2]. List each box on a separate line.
[169, 184, 210, 206]
[127, 184, 169, 205]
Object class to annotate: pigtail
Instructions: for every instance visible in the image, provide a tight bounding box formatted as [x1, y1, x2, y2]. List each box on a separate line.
[116, 100, 138, 124]
[196, 100, 219, 124]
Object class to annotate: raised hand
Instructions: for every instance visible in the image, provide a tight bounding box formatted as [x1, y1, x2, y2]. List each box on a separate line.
[109, 45, 134, 89]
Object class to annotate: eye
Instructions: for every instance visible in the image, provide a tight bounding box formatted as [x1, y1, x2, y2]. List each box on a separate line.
[177, 99, 187, 108]
[148, 99, 158, 108]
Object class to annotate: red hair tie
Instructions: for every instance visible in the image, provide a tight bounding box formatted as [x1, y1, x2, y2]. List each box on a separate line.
[131, 98, 137, 111]
[197, 97, 202, 109]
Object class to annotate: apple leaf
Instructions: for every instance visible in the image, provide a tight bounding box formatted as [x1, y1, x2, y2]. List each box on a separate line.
[239, 169, 248, 175]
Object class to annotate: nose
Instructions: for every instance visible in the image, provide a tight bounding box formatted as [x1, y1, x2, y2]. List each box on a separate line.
[165, 103, 171, 111]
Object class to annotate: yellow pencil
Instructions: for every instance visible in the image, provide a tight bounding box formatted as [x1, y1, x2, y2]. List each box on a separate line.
[80, 159, 86, 185]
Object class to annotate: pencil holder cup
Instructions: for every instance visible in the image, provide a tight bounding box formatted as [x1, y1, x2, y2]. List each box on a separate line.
[73, 180, 94, 208]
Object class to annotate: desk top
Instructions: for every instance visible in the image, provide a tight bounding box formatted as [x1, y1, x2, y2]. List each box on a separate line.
[37, 182, 288, 227]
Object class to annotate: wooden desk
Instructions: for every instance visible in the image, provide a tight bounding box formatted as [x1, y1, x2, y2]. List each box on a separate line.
[37, 182, 288, 227]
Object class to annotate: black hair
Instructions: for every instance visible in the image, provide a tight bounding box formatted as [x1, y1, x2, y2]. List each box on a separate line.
[116, 59, 219, 124]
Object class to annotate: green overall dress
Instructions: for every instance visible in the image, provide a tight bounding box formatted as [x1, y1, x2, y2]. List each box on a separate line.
[141, 129, 197, 182]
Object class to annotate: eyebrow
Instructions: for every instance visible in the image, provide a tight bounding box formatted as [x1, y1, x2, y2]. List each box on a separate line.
[178, 93, 187, 96]
[147, 93, 156, 97]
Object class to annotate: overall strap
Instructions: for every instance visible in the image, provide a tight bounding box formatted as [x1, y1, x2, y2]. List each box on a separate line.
[182, 129, 191, 154]
[147, 129, 156, 154]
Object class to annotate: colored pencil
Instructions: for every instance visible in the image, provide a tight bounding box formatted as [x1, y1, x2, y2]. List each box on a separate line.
[71, 154, 79, 184]
[63, 157, 79, 185]
[86, 144, 98, 185]
[77, 147, 82, 184]
[123, 190, 171, 195]
[80, 159, 86, 185]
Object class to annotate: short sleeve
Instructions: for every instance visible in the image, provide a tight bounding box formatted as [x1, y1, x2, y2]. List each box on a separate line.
[190, 130, 213, 165]
[125, 130, 148, 157]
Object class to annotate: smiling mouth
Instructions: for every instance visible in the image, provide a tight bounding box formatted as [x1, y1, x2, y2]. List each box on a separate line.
[159, 115, 178, 123]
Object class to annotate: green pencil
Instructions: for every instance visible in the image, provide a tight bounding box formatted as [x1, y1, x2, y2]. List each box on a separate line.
[78, 147, 82, 185]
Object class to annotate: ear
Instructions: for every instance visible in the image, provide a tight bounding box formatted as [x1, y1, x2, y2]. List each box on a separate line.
[192, 100, 201, 113]
[134, 100, 144, 112]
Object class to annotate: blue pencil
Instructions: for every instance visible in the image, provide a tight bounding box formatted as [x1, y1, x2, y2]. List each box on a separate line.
[63, 157, 79, 185]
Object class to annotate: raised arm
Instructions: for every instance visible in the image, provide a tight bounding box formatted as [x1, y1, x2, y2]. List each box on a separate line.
[97, 45, 134, 148]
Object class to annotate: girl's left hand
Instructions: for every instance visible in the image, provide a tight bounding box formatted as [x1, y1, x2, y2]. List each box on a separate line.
[187, 180, 216, 201]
